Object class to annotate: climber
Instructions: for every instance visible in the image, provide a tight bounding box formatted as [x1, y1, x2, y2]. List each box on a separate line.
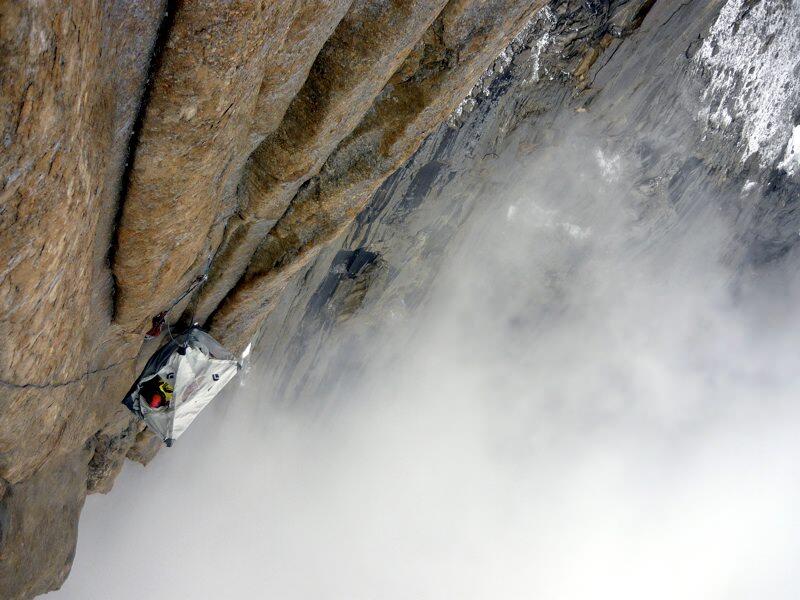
[145, 311, 168, 340]
[139, 374, 174, 409]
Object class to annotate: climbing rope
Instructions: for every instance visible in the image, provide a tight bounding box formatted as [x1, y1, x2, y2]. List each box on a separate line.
[144, 271, 209, 340]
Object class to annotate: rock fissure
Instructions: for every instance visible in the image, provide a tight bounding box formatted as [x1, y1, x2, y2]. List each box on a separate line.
[660, 0, 693, 28]
[0, 356, 134, 390]
[108, 1, 174, 324]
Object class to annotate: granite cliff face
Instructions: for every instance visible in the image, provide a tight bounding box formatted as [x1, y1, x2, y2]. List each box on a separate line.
[1, 1, 543, 596]
[2, 0, 799, 598]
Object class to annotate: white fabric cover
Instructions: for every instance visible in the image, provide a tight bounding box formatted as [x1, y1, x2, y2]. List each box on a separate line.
[170, 346, 239, 439]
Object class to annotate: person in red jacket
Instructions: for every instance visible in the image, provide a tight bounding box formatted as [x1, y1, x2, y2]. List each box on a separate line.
[141, 376, 174, 409]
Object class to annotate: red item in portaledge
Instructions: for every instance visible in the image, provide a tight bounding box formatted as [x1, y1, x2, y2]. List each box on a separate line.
[149, 393, 164, 409]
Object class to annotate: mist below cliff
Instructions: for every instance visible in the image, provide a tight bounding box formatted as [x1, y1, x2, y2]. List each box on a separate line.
[52, 131, 800, 600]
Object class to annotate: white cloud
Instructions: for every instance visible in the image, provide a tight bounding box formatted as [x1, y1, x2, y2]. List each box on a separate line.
[51, 132, 800, 600]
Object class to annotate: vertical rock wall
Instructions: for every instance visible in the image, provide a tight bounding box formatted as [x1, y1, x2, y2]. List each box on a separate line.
[209, 0, 548, 349]
[0, 1, 547, 596]
[0, 2, 164, 597]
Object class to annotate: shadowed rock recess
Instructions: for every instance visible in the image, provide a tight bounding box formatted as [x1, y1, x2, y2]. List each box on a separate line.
[2, 0, 798, 597]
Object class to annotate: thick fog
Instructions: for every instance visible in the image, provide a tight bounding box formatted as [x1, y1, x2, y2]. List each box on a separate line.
[52, 132, 800, 600]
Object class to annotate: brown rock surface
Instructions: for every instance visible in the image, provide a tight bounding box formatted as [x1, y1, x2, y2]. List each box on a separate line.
[0, 446, 92, 600]
[194, 0, 449, 322]
[112, 0, 354, 331]
[242, 0, 449, 218]
[0, 1, 159, 387]
[249, 0, 354, 148]
[0, 0, 163, 478]
[112, 1, 293, 330]
[209, 0, 546, 350]
[0, 3, 162, 597]
[0, 0, 552, 596]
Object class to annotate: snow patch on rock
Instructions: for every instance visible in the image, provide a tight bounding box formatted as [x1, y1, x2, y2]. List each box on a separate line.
[525, 6, 556, 84]
[695, 0, 800, 172]
[448, 6, 557, 127]
[526, 32, 551, 84]
[595, 148, 622, 182]
[779, 125, 800, 176]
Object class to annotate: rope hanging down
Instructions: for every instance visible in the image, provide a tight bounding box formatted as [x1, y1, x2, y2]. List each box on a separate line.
[145, 272, 208, 340]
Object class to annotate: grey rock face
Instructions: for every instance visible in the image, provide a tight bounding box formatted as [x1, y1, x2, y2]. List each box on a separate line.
[0, 2, 545, 596]
[255, 0, 800, 404]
